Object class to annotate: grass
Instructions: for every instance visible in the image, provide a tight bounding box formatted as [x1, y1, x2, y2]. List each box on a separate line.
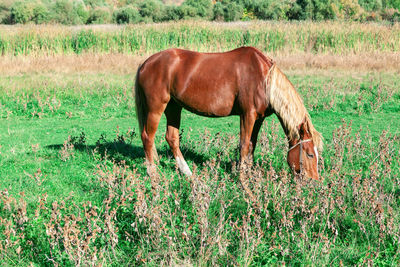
[0, 21, 399, 56]
[0, 20, 399, 266]
[0, 71, 400, 265]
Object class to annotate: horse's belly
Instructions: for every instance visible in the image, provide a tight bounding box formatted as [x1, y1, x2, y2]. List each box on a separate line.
[173, 92, 237, 117]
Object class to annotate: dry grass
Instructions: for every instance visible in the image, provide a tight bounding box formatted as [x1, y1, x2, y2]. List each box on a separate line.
[0, 52, 399, 75]
[275, 52, 400, 72]
[0, 54, 146, 75]
[1, 20, 398, 35]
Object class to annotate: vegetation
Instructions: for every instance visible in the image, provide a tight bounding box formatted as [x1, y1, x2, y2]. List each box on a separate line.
[0, 0, 400, 25]
[0, 20, 400, 265]
[0, 71, 399, 265]
[0, 21, 399, 56]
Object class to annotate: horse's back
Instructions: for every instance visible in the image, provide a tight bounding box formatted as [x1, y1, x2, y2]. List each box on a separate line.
[137, 47, 272, 117]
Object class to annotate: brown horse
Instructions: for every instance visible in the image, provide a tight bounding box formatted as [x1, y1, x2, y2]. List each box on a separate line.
[135, 47, 323, 180]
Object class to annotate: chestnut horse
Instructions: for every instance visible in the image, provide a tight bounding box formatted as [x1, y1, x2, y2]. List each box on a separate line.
[135, 47, 323, 181]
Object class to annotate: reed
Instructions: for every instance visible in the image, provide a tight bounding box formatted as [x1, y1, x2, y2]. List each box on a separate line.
[0, 21, 399, 56]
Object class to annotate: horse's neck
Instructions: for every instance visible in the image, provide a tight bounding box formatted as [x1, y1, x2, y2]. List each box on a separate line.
[268, 67, 306, 142]
[274, 115, 295, 142]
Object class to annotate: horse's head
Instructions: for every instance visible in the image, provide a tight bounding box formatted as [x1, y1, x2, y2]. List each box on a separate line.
[287, 122, 320, 180]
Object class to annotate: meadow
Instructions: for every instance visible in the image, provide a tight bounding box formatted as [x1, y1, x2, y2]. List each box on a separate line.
[0, 21, 400, 265]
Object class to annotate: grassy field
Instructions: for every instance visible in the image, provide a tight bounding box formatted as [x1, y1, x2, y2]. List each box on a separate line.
[1, 22, 400, 265]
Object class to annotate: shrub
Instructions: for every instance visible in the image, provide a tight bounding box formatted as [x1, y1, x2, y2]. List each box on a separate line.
[50, 0, 89, 25]
[10, 0, 49, 24]
[83, 0, 107, 7]
[381, 7, 400, 21]
[213, 2, 225, 21]
[252, 0, 291, 20]
[387, 0, 400, 9]
[164, 5, 181, 21]
[138, 0, 165, 22]
[0, 0, 13, 23]
[174, 4, 197, 19]
[223, 2, 244, 21]
[10, 0, 35, 23]
[285, 0, 337, 20]
[337, 0, 364, 20]
[87, 6, 111, 24]
[358, 0, 382, 11]
[312, 0, 337, 20]
[31, 1, 49, 23]
[181, 0, 213, 19]
[113, 5, 140, 24]
[2, 0, 400, 25]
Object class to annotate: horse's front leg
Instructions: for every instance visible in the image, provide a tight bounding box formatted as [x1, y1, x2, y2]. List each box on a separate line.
[164, 101, 192, 176]
[239, 112, 257, 164]
[238, 112, 259, 206]
[250, 118, 265, 159]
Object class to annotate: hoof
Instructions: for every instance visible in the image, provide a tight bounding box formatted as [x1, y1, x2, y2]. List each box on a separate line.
[176, 157, 193, 176]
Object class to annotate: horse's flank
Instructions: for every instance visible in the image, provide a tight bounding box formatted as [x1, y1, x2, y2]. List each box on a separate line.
[267, 65, 323, 151]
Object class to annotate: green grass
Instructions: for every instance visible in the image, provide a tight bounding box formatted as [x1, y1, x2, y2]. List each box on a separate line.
[0, 21, 399, 55]
[0, 72, 400, 265]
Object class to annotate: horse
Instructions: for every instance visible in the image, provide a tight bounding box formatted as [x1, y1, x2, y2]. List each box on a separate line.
[134, 46, 323, 182]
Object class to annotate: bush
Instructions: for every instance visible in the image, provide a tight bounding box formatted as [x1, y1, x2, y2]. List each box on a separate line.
[181, 0, 213, 19]
[252, 0, 291, 20]
[138, 0, 165, 22]
[224, 2, 244, 21]
[284, 0, 338, 20]
[213, 1, 244, 21]
[358, 0, 382, 11]
[213, 2, 225, 21]
[87, 6, 111, 24]
[10, 1, 33, 23]
[387, 0, 400, 9]
[113, 5, 140, 24]
[337, 0, 364, 20]
[32, 1, 49, 23]
[381, 7, 400, 21]
[50, 0, 89, 25]
[164, 5, 181, 21]
[10, 0, 49, 24]
[83, 0, 107, 7]
[1, 0, 13, 23]
[2, 0, 400, 25]
[312, 0, 337, 20]
[173, 4, 197, 19]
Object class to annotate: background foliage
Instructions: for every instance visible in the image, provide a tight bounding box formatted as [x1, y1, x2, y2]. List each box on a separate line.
[0, 0, 400, 25]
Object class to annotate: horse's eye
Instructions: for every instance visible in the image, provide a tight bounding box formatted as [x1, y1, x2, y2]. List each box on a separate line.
[306, 153, 314, 158]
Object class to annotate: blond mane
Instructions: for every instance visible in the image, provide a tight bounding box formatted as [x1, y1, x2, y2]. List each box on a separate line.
[267, 65, 323, 151]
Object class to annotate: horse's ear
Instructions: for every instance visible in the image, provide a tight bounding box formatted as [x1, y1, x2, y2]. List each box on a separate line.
[298, 123, 304, 137]
[298, 119, 309, 138]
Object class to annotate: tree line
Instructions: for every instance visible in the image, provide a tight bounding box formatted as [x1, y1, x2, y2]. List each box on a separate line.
[0, 0, 399, 25]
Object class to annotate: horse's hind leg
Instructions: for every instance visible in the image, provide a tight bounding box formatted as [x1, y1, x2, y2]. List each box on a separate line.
[141, 105, 166, 177]
[164, 101, 192, 176]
